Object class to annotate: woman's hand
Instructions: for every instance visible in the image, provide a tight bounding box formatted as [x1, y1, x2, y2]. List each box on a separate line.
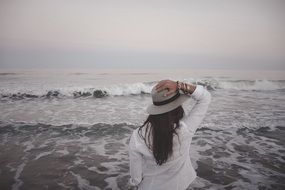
[155, 79, 178, 97]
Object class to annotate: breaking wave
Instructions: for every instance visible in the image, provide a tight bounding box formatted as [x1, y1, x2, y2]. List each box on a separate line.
[1, 79, 285, 100]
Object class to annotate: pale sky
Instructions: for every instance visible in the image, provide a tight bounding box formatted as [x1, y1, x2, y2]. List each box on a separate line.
[0, 0, 284, 69]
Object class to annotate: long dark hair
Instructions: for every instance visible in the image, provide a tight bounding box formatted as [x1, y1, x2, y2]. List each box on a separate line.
[138, 106, 185, 165]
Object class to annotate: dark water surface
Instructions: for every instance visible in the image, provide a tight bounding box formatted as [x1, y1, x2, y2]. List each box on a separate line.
[0, 122, 284, 190]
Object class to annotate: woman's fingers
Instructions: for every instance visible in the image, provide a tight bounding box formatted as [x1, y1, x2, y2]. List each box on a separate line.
[155, 80, 167, 88]
[164, 89, 176, 97]
[155, 80, 168, 92]
[155, 80, 176, 93]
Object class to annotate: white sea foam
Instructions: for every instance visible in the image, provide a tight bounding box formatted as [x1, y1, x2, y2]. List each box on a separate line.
[1, 79, 284, 101]
[0, 119, 284, 189]
[101, 82, 153, 96]
[23, 140, 35, 152]
[217, 79, 285, 91]
[104, 176, 119, 190]
[34, 150, 54, 160]
[12, 162, 26, 190]
[70, 171, 101, 190]
[56, 147, 69, 156]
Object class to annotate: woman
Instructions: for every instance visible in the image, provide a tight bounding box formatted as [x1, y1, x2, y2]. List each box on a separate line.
[128, 79, 212, 190]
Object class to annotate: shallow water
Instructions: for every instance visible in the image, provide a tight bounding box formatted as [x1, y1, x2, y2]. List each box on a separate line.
[0, 122, 284, 190]
[0, 69, 285, 190]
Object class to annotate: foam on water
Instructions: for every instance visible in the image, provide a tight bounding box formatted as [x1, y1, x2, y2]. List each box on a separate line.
[1, 85, 284, 130]
[217, 79, 285, 91]
[70, 171, 101, 190]
[0, 70, 285, 189]
[0, 122, 284, 189]
[1, 78, 285, 100]
[11, 162, 26, 190]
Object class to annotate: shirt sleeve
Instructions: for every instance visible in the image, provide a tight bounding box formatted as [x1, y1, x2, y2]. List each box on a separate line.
[181, 85, 212, 134]
[128, 130, 143, 186]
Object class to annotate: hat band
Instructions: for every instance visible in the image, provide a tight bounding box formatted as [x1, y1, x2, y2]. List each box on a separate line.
[153, 91, 180, 106]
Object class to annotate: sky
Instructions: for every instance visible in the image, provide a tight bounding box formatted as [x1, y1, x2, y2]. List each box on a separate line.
[0, 0, 284, 70]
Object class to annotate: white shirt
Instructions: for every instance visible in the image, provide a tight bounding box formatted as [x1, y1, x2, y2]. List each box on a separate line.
[128, 85, 212, 190]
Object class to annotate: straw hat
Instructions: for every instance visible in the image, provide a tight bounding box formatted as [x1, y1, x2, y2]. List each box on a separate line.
[146, 86, 189, 115]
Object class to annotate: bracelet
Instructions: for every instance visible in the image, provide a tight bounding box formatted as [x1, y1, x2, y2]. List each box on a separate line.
[182, 83, 186, 92]
[177, 81, 183, 91]
[184, 83, 187, 94]
[177, 81, 188, 94]
[177, 81, 196, 95]
[184, 83, 188, 93]
[176, 81, 180, 91]
[184, 83, 189, 95]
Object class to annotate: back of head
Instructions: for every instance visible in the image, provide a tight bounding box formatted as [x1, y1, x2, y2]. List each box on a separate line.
[138, 105, 185, 165]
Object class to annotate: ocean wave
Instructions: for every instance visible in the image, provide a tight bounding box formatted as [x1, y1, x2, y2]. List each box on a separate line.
[0, 82, 154, 100]
[216, 79, 285, 91]
[0, 79, 284, 100]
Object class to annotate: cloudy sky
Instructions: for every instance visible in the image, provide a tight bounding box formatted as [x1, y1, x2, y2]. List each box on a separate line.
[0, 0, 284, 70]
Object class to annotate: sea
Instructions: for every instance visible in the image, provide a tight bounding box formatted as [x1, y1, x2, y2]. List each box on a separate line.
[0, 68, 284, 190]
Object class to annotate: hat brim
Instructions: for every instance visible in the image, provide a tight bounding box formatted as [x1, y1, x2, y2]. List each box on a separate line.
[146, 94, 190, 115]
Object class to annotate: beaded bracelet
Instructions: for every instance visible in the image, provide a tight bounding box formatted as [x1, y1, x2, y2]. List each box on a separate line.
[177, 81, 190, 95]
[184, 83, 190, 95]
[176, 81, 180, 91]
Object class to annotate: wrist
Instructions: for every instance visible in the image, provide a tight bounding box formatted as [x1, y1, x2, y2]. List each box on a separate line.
[176, 81, 196, 95]
[176, 81, 183, 91]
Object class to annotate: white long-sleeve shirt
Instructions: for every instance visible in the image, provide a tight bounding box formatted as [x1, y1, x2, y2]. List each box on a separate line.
[128, 85, 212, 190]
